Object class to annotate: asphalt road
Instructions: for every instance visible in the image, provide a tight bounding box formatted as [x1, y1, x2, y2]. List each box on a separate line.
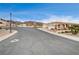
[0, 27, 79, 55]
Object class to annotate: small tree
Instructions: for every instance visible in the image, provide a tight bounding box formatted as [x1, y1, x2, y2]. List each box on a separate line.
[69, 24, 79, 35]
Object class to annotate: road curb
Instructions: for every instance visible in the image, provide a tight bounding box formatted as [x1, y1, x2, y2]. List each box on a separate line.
[0, 30, 18, 42]
[38, 28, 79, 41]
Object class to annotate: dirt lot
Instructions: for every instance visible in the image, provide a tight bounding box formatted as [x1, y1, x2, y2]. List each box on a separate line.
[0, 29, 10, 37]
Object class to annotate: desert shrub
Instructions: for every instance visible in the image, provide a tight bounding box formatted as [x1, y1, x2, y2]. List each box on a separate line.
[69, 24, 79, 35]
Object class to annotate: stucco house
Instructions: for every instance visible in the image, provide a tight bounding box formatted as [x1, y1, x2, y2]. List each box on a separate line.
[0, 18, 16, 29]
[0, 19, 7, 29]
[42, 23, 48, 29]
[44, 21, 79, 33]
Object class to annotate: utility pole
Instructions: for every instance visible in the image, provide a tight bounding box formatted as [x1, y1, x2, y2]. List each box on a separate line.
[10, 13, 12, 33]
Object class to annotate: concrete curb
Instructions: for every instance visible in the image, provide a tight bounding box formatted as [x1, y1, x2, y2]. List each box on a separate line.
[38, 28, 79, 41]
[0, 30, 18, 42]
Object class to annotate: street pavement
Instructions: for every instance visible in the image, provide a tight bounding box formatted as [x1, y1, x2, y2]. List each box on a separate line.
[0, 27, 79, 55]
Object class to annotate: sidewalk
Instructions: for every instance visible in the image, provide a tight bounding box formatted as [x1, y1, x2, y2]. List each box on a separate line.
[0, 29, 18, 42]
[38, 28, 79, 41]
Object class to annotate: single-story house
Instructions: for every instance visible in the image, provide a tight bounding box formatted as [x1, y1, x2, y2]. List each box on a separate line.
[44, 21, 79, 33]
[0, 18, 16, 29]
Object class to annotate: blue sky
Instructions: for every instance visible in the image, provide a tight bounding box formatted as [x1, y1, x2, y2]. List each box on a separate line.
[0, 3, 79, 23]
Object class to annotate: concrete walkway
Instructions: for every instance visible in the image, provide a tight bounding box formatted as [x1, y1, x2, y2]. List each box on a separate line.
[38, 28, 79, 41]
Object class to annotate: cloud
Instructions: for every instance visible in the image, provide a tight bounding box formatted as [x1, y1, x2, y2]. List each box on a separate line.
[39, 15, 79, 24]
[18, 15, 79, 24]
[1, 11, 79, 24]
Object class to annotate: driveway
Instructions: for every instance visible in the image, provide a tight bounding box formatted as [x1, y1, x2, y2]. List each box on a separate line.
[0, 27, 79, 55]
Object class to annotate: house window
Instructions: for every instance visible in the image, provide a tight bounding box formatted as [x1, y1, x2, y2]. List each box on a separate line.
[0, 22, 3, 24]
[58, 24, 60, 28]
[57, 24, 61, 30]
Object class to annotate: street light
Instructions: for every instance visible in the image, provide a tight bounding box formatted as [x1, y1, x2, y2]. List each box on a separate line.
[10, 12, 12, 33]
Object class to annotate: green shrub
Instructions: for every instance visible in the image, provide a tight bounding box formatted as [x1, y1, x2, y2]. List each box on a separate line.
[69, 24, 79, 35]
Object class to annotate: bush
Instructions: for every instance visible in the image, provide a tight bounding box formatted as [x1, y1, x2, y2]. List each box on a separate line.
[69, 24, 79, 35]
